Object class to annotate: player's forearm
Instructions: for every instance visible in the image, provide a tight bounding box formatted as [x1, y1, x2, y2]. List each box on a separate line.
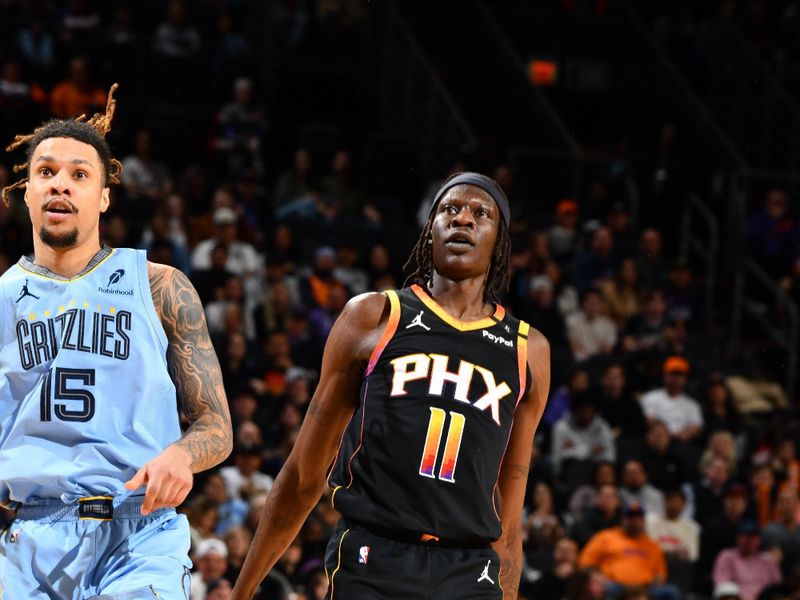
[232, 466, 324, 599]
[494, 524, 523, 600]
[173, 413, 233, 472]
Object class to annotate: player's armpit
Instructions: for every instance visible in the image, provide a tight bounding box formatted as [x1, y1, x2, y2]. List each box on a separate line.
[493, 328, 550, 600]
[148, 261, 233, 472]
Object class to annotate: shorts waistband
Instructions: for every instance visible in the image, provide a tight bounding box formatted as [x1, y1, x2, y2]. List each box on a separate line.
[15, 495, 170, 522]
[342, 519, 491, 550]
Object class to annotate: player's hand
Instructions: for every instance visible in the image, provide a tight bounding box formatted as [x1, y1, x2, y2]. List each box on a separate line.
[124, 445, 194, 515]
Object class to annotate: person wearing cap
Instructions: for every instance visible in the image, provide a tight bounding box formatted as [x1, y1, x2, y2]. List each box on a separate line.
[218, 442, 273, 501]
[640, 356, 704, 443]
[191, 538, 229, 600]
[713, 581, 743, 600]
[191, 203, 262, 301]
[233, 172, 551, 600]
[579, 501, 679, 599]
[713, 520, 782, 600]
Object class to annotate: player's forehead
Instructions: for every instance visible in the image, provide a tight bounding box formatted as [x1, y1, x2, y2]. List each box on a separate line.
[439, 184, 497, 211]
[31, 136, 101, 168]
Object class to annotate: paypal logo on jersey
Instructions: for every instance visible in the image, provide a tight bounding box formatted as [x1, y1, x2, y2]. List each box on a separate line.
[482, 330, 513, 347]
[98, 268, 133, 296]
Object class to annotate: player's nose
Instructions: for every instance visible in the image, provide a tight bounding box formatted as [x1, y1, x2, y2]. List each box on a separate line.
[48, 170, 73, 196]
[450, 207, 475, 228]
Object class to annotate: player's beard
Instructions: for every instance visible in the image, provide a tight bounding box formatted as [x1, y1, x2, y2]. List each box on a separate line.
[40, 225, 79, 248]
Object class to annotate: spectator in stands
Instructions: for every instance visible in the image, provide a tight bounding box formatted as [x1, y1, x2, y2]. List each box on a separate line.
[596, 362, 647, 440]
[620, 459, 666, 517]
[566, 288, 618, 363]
[700, 430, 739, 477]
[205, 578, 232, 600]
[698, 484, 748, 580]
[665, 258, 702, 329]
[322, 149, 361, 216]
[636, 228, 669, 290]
[49, 56, 106, 118]
[572, 483, 621, 547]
[203, 472, 248, 536]
[692, 456, 733, 525]
[192, 244, 235, 304]
[546, 260, 580, 317]
[647, 487, 700, 564]
[215, 78, 268, 177]
[572, 225, 618, 294]
[524, 482, 565, 571]
[224, 526, 252, 583]
[601, 258, 642, 328]
[121, 129, 173, 209]
[285, 306, 324, 370]
[543, 368, 590, 428]
[548, 198, 581, 267]
[551, 394, 616, 477]
[569, 461, 618, 521]
[153, 0, 202, 60]
[273, 148, 312, 209]
[300, 246, 348, 310]
[713, 521, 782, 600]
[713, 581, 743, 600]
[219, 442, 273, 502]
[747, 188, 798, 278]
[0, 59, 46, 129]
[529, 537, 580, 600]
[16, 20, 55, 77]
[621, 289, 680, 379]
[366, 243, 397, 290]
[334, 242, 368, 295]
[702, 375, 743, 438]
[191, 538, 228, 600]
[642, 421, 689, 491]
[191, 206, 263, 302]
[640, 356, 704, 443]
[579, 501, 679, 600]
[763, 488, 800, 576]
[519, 275, 570, 384]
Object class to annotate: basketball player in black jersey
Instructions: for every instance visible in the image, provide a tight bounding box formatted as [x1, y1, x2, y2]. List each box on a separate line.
[232, 172, 550, 600]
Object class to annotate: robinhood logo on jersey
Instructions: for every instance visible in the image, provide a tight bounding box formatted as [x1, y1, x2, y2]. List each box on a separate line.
[482, 330, 513, 347]
[97, 268, 134, 296]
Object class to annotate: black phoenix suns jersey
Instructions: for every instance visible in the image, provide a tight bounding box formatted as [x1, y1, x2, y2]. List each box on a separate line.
[328, 285, 532, 544]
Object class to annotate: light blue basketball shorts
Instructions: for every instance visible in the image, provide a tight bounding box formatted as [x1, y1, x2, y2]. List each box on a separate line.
[0, 495, 192, 599]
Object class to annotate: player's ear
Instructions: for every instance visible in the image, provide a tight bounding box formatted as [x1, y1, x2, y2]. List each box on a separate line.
[23, 181, 29, 207]
[100, 187, 110, 213]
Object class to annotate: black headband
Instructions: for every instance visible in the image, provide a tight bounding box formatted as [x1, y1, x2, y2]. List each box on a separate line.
[429, 171, 510, 225]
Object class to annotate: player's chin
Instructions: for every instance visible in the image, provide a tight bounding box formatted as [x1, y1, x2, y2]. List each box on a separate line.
[39, 225, 79, 249]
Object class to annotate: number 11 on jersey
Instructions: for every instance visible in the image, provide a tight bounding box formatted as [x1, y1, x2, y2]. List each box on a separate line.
[419, 407, 465, 483]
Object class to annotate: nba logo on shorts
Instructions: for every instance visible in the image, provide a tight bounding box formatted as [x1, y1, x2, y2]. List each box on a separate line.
[358, 545, 370, 564]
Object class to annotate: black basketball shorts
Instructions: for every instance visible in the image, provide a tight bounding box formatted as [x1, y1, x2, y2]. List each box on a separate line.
[324, 520, 504, 600]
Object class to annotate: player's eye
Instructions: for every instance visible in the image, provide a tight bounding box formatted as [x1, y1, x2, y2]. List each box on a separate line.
[39, 167, 52, 176]
[445, 205, 458, 214]
[475, 208, 488, 217]
[74, 171, 87, 179]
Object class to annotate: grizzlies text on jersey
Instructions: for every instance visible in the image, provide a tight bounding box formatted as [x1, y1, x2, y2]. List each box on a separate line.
[328, 285, 532, 544]
[0, 246, 181, 503]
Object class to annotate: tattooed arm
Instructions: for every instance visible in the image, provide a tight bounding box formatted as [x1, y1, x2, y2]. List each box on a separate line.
[123, 262, 233, 515]
[492, 329, 550, 600]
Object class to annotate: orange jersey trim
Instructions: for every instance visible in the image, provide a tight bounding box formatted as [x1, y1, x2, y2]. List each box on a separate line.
[410, 284, 505, 331]
[365, 289, 401, 376]
[492, 319, 531, 522]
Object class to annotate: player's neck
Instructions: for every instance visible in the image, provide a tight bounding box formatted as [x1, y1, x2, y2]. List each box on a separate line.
[426, 274, 492, 321]
[31, 235, 103, 279]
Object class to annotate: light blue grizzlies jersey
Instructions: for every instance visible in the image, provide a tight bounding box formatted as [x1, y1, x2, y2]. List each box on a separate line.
[0, 246, 181, 503]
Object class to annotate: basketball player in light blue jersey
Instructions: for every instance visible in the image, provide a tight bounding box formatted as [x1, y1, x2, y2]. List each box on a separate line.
[0, 87, 233, 598]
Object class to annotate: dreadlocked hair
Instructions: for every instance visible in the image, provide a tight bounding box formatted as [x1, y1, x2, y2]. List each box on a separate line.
[2, 83, 122, 207]
[402, 212, 512, 305]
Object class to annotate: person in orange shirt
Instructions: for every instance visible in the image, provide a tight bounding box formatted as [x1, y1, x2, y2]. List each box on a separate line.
[49, 56, 107, 118]
[579, 501, 681, 600]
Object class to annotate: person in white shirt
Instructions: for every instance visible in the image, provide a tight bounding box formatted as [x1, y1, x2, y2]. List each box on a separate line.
[647, 487, 700, 562]
[551, 394, 616, 475]
[620, 459, 666, 517]
[640, 356, 704, 443]
[566, 288, 618, 362]
[219, 442, 273, 501]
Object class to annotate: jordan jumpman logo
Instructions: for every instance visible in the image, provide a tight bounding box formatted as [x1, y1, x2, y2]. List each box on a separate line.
[477, 560, 495, 584]
[405, 311, 431, 331]
[15, 279, 40, 303]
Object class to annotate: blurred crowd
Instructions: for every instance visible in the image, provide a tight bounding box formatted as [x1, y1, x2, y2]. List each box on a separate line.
[1, 2, 800, 600]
